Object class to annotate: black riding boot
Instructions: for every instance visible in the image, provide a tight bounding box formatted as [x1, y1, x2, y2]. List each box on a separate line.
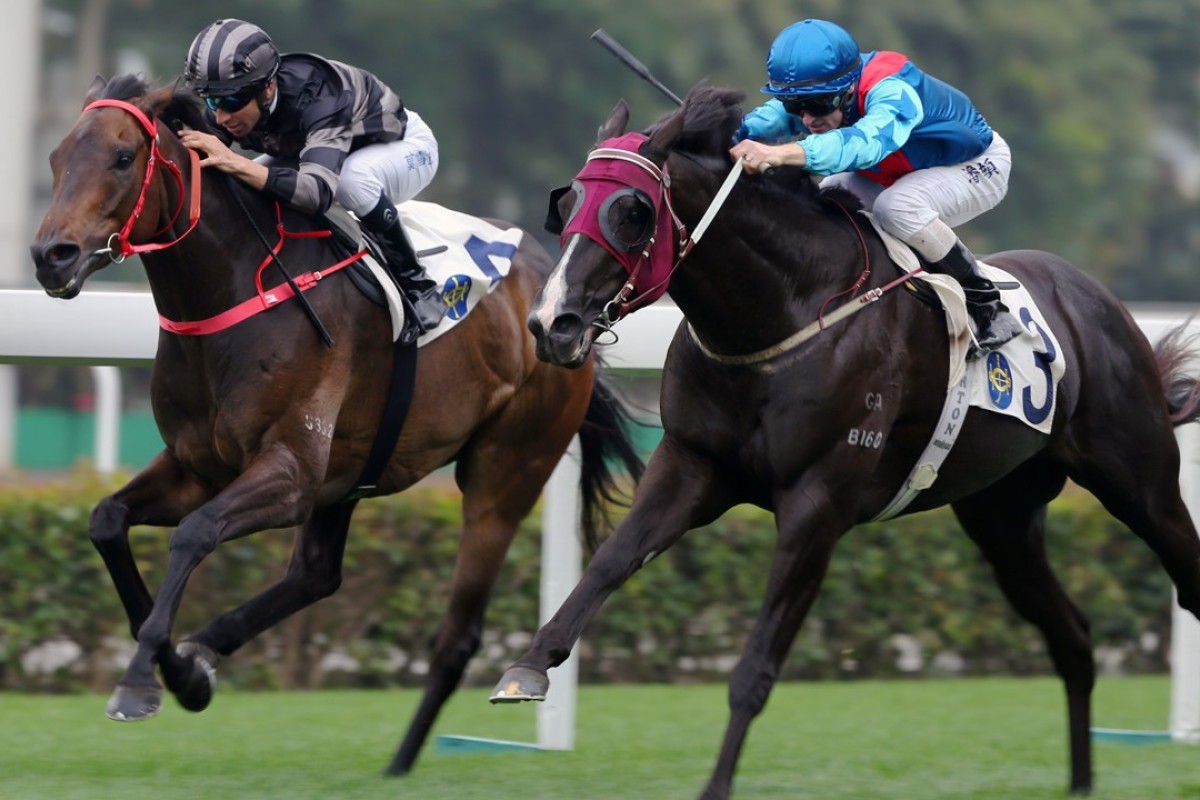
[361, 198, 446, 342]
[929, 241, 1023, 354]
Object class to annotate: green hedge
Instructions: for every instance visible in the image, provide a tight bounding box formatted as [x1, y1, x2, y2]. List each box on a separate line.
[0, 472, 1173, 692]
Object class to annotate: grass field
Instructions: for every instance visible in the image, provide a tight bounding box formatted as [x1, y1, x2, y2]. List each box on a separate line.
[1, 676, 1196, 800]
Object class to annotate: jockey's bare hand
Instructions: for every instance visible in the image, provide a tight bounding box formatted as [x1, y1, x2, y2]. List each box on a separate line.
[179, 130, 268, 190]
[729, 140, 807, 174]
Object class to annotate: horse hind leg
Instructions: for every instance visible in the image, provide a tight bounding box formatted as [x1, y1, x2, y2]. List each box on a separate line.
[1069, 430, 1200, 621]
[951, 466, 1094, 795]
[386, 380, 588, 776]
[384, 502, 521, 776]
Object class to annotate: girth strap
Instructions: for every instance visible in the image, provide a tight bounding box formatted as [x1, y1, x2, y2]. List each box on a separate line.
[343, 339, 418, 502]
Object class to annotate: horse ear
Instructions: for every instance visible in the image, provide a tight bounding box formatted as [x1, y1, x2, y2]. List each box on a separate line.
[143, 84, 176, 120]
[83, 74, 107, 108]
[596, 99, 630, 145]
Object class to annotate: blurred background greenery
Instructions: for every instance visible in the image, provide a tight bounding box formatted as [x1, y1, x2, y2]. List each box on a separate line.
[31, 0, 1200, 301]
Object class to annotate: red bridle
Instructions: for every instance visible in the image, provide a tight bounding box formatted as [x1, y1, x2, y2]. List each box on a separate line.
[81, 99, 202, 262]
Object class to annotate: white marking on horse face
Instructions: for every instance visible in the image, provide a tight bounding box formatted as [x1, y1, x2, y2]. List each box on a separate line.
[532, 234, 584, 332]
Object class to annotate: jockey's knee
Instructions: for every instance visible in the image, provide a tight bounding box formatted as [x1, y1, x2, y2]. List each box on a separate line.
[336, 167, 384, 218]
[903, 218, 959, 263]
[872, 190, 937, 243]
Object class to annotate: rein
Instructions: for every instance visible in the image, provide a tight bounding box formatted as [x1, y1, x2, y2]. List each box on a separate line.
[158, 202, 366, 336]
[82, 99, 202, 261]
[583, 139, 906, 364]
[686, 193, 913, 367]
[686, 269, 919, 366]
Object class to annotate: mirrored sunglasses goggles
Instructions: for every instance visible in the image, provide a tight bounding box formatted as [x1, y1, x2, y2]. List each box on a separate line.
[202, 87, 261, 114]
[778, 92, 844, 117]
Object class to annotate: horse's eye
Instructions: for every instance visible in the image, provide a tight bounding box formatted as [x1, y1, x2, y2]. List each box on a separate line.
[114, 150, 135, 170]
[602, 190, 656, 251]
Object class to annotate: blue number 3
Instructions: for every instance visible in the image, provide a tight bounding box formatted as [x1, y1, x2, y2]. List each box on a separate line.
[1020, 307, 1056, 425]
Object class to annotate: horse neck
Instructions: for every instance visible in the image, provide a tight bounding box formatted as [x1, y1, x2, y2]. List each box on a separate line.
[140, 140, 280, 320]
[668, 161, 864, 354]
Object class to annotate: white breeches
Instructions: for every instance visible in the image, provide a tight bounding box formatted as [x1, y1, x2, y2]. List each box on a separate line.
[335, 110, 440, 216]
[820, 132, 1011, 260]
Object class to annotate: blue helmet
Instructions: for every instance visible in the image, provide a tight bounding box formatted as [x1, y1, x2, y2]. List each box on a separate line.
[762, 19, 862, 98]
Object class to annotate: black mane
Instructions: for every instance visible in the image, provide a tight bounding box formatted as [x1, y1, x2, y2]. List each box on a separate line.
[100, 74, 152, 101]
[165, 83, 222, 138]
[653, 83, 862, 213]
[645, 85, 744, 171]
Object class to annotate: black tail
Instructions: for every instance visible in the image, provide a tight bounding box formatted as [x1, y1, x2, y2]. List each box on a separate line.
[1155, 321, 1200, 425]
[577, 370, 646, 552]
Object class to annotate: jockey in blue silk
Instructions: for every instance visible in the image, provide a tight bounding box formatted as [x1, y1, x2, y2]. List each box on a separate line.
[179, 19, 446, 342]
[731, 18, 1023, 355]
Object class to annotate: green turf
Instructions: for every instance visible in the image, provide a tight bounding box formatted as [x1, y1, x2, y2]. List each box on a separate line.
[1, 676, 1196, 799]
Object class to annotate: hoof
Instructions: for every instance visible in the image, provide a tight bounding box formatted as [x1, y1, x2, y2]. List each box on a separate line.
[489, 666, 549, 703]
[106, 683, 162, 721]
[172, 641, 219, 713]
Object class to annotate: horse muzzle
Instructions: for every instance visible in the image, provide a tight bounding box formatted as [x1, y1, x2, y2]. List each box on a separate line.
[30, 238, 94, 299]
[528, 311, 594, 368]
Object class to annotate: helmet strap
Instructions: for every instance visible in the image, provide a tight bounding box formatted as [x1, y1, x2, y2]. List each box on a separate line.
[253, 80, 277, 125]
[839, 87, 859, 121]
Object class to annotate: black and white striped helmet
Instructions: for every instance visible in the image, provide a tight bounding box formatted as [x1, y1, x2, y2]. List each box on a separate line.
[183, 19, 280, 97]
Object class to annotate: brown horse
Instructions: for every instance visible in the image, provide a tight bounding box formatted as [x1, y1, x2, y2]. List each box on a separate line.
[28, 74, 643, 775]
[492, 85, 1200, 798]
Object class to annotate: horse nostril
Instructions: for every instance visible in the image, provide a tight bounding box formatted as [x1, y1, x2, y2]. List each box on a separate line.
[32, 241, 81, 271]
[548, 313, 585, 342]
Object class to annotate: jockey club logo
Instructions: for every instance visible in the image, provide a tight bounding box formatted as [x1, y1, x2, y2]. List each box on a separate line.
[442, 275, 473, 321]
[986, 351, 1013, 409]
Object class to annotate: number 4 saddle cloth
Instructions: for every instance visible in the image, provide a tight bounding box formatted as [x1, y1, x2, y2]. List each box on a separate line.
[353, 200, 526, 346]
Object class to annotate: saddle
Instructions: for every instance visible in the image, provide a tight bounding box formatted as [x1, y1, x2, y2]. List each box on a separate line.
[321, 204, 408, 336]
[320, 200, 525, 346]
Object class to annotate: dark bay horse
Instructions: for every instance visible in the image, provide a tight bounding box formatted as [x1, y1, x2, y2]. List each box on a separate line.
[493, 85, 1200, 798]
[28, 75, 643, 775]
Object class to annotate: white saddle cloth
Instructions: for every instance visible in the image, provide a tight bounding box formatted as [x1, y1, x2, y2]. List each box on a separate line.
[863, 213, 1066, 521]
[361, 200, 525, 344]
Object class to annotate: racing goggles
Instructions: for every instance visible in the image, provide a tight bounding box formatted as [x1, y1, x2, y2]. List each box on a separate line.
[779, 92, 845, 117]
[202, 86, 261, 114]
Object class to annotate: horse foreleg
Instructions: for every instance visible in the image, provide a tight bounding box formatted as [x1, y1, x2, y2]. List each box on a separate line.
[107, 447, 316, 722]
[170, 502, 356, 713]
[491, 440, 734, 701]
[90, 450, 213, 639]
[700, 483, 845, 800]
[953, 481, 1094, 795]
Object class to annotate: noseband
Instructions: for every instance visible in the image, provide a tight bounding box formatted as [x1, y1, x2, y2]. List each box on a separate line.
[81, 99, 202, 262]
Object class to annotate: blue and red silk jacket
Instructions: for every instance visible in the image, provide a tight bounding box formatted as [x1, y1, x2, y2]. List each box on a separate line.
[740, 51, 994, 187]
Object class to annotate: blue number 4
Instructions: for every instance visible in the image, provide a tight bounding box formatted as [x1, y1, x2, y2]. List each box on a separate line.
[465, 235, 518, 285]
